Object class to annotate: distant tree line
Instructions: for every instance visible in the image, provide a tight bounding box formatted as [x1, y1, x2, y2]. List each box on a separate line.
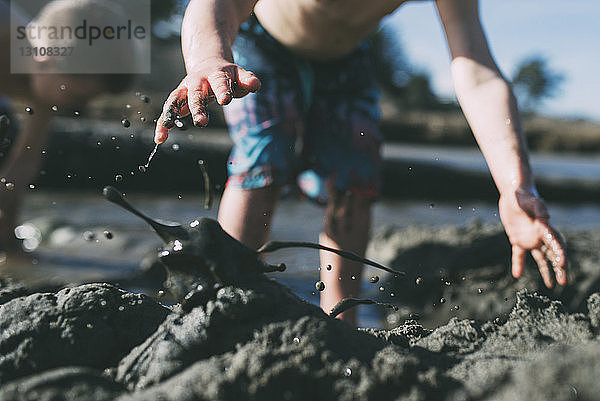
[370, 26, 455, 111]
[370, 26, 564, 114]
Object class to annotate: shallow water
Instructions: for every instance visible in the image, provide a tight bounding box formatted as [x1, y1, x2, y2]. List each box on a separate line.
[15, 191, 600, 327]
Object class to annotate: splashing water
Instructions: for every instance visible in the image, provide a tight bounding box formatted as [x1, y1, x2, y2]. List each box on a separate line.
[145, 143, 159, 169]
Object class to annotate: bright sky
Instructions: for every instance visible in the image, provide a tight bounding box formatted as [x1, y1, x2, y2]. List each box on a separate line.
[383, 0, 600, 122]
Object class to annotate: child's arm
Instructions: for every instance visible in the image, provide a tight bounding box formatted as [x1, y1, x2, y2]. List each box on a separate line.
[436, 0, 566, 287]
[154, 0, 261, 144]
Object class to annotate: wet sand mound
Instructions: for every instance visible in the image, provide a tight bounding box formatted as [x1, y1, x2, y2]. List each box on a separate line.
[0, 283, 169, 384]
[1, 266, 600, 400]
[368, 222, 600, 329]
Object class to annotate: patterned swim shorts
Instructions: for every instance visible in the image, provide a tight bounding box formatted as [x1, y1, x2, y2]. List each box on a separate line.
[223, 14, 382, 204]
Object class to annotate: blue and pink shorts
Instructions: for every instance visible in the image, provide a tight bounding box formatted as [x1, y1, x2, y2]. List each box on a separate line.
[223, 14, 382, 204]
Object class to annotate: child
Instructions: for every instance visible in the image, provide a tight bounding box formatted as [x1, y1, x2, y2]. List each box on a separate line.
[154, 0, 567, 325]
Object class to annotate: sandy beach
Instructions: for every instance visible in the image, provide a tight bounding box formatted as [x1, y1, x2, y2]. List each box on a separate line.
[1, 110, 598, 400]
[1, 211, 599, 400]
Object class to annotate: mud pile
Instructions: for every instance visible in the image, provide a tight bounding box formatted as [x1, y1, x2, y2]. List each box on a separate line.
[368, 222, 600, 329]
[1, 258, 600, 400]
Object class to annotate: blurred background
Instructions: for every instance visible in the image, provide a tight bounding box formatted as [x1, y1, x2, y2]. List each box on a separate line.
[1, 0, 599, 327]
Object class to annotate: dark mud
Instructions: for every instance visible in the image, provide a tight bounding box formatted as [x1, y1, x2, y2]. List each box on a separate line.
[0, 224, 599, 400]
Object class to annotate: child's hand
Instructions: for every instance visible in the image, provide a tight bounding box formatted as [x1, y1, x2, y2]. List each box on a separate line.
[154, 60, 261, 144]
[499, 188, 567, 288]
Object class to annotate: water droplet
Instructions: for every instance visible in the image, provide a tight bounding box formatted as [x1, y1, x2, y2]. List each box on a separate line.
[83, 231, 96, 241]
[126, 104, 131, 109]
[73, 110, 80, 116]
[111, 136, 116, 141]
[429, 203, 435, 209]
[140, 117, 146, 122]
[59, 84, 66, 91]
[173, 240, 183, 251]
[103, 230, 113, 239]
[28, 184, 35, 189]
[121, 118, 131, 128]
[409, 312, 420, 320]
[86, 323, 93, 329]
[457, 205, 462, 210]
[137, 165, 146, 173]
[51, 105, 58, 112]
[445, 281, 451, 286]
[115, 174, 123, 182]
[344, 368, 352, 377]
[174, 119, 184, 128]
[369, 276, 379, 284]
[440, 297, 446, 304]
[293, 337, 300, 344]
[140, 95, 150, 103]
[351, 275, 356, 280]
[171, 143, 180, 151]
[315, 281, 325, 291]
[505, 118, 511, 125]
[100, 300, 107, 307]
[157, 290, 165, 297]
[453, 305, 460, 311]
[118, 305, 125, 311]
[379, 286, 385, 292]
[477, 288, 484, 294]
[5, 182, 15, 190]
[359, 132, 364, 136]
[390, 292, 395, 297]
[25, 107, 34, 114]
[415, 277, 423, 285]
[177, 194, 182, 199]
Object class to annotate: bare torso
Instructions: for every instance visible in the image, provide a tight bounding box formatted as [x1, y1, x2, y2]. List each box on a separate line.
[254, 0, 419, 60]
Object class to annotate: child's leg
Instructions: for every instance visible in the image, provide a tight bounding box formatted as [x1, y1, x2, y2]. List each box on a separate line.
[318, 192, 372, 325]
[217, 185, 281, 251]
[306, 43, 382, 325]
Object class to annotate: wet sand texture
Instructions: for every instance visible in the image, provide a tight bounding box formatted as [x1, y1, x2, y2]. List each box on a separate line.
[1, 275, 600, 399]
[369, 223, 600, 329]
[1, 221, 599, 400]
[0, 284, 169, 385]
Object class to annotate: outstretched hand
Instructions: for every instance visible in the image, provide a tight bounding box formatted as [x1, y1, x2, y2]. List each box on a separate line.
[154, 60, 261, 144]
[499, 188, 567, 288]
